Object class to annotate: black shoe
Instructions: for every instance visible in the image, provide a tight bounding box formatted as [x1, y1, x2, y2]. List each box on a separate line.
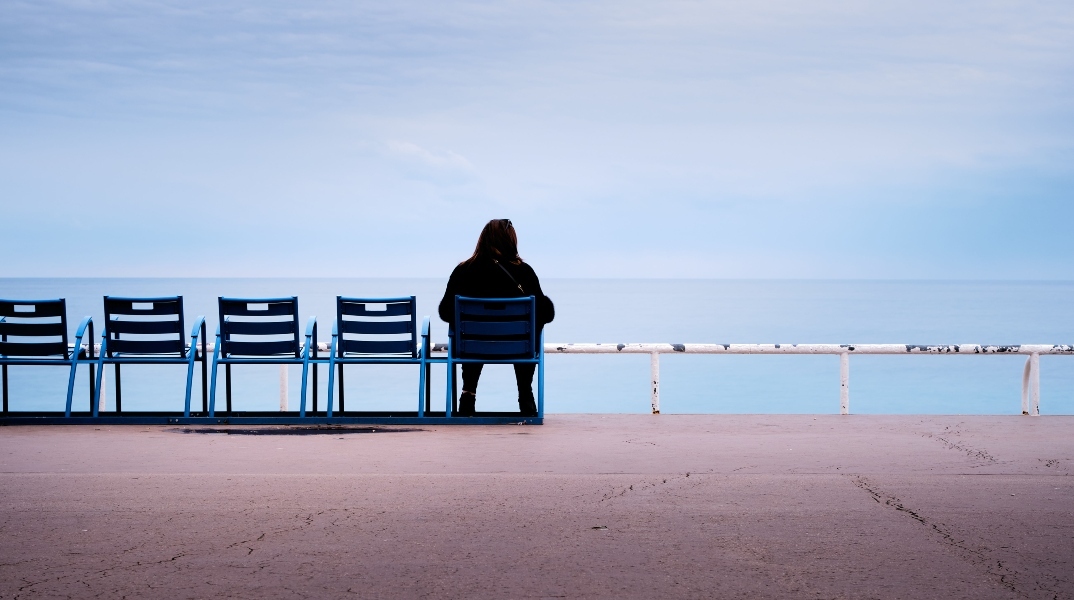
[518, 395, 537, 417]
[459, 392, 476, 417]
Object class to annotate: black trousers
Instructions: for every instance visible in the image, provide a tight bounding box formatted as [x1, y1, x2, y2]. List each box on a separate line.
[461, 363, 537, 399]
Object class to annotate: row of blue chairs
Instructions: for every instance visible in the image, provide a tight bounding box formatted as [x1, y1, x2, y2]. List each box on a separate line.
[0, 295, 544, 418]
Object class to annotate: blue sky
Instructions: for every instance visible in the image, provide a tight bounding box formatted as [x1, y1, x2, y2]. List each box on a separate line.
[1, 0, 1072, 278]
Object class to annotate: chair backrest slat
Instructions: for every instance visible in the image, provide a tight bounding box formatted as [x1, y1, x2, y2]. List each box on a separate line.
[455, 339, 533, 356]
[0, 299, 66, 319]
[108, 339, 186, 355]
[342, 339, 415, 355]
[340, 320, 412, 335]
[225, 341, 298, 356]
[459, 300, 533, 317]
[459, 321, 530, 336]
[453, 296, 537, 360]
[0, 322, 66, 337]
[0, 299, 69, 359]
[339, 300, 413, 317]
[106, 320, 181, 335]
[219, 297, 301, 357]
[225, 320, 296, 336]
[337, 296, 417, 357]
[0, 341, 69, 357]
[104, 296, 186, 357]
[220, 299, 298, 317]
[104, 297, 184, 316]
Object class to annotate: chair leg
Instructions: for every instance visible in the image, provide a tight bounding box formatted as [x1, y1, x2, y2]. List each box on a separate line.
[312, 363, 318, 413]
[338, 364, 345, 412]
[184, 354, 196, 418]
[538, 356, 545, 418]
[201, 350, 208, 413]
[93, 359, 105, 417]
[2, 365, 7, 413]
[326, 359, 334, 417]
[225, 363, 232, 413]
[417, 360, 426, 417]
[445, 359, 451, 417]
[65, 358, 80, 417]
[208, 356, 220, 417]
[87, 361, 95, 412]
[424, 363, 431, 414]
[114, 364, 122, 413]
[299, 359, 309, 418]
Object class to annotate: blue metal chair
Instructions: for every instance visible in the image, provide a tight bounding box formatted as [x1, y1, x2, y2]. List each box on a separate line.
[325, 296, 434, 417]
[0, 298, 95, 417]
[92, 296, 207, 417]
[209, 297, 317, 417]
[446, 296, 544, 418]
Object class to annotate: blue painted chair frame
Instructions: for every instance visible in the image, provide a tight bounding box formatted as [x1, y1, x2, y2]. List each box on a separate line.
[445, 296, 544, 418]
[209, 297, 318, 417]
[0, 298, 95, 417]
[325, 296, 434, 417]
[92, 296, 207, 418]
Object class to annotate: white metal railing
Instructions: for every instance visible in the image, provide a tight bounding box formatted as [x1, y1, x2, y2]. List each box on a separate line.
[80, 342, 1074, 416]
[535, 343, 1074, 416]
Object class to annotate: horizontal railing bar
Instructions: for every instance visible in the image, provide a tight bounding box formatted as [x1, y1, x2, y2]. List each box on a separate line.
[540, 343, 1074, 355]
[43, 342, 1074, 357]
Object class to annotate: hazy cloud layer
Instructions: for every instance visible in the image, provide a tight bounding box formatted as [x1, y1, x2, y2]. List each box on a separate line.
[1, 0, 1071, 277]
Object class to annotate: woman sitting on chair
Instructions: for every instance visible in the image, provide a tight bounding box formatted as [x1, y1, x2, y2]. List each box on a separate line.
[439, 219, 555, 416]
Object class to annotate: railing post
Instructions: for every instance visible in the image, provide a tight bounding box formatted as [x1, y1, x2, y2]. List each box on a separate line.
[279, 364, 288, 411]
[650, 352, 660, 414]
[840, 352, 850, 415]
[1022, 353, 1040, 416]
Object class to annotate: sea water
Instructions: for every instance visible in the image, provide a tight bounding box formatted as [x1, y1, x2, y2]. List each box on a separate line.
[1, 278, 1072, 415]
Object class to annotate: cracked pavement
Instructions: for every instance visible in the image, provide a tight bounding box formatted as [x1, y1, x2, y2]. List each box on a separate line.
[1, 415, 1072, 599]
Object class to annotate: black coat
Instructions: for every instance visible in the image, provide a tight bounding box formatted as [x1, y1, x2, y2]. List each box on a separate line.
[438, 257, 555, 327]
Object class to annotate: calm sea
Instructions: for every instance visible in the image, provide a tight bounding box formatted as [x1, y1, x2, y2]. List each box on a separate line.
[1, 278, 1072, 415]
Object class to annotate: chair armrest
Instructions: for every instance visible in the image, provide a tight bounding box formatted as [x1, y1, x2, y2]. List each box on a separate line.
[189, 316, 206, 340]
[73, 316, 94, 359]
[189, 316, 207, 357]
[74, 316, 93, 339]
[303, 316, 317, 357]
[420, 316, 430, 357]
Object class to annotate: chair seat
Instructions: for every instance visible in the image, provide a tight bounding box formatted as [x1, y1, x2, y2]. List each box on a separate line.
[446, 296, 544, 418]
[326, 296, 430, 417]
[211, 296, 318, 418]
[95, 296, 207, 418]
[1, 298, 95, 417]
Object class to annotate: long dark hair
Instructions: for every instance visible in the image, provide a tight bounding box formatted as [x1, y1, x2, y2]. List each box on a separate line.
[463, 219, 521, 265]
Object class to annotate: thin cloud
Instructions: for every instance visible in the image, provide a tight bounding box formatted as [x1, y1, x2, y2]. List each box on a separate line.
[385, 140, 474, 172]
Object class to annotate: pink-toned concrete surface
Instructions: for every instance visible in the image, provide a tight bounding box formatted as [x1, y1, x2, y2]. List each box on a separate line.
[1, 415, 1072, 599]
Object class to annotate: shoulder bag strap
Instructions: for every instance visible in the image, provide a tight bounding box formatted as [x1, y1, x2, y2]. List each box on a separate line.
[492, 260, 525, 294]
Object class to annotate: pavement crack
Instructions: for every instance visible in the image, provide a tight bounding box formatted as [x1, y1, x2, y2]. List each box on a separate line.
[923, 425, 1000, 466]
[1038, 458, 1065, 471]
[853, 475, 1030, 598]
[600, 474, 690, 502]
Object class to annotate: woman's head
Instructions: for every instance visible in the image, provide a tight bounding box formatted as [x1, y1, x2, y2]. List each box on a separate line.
[465, 219, 520, 265]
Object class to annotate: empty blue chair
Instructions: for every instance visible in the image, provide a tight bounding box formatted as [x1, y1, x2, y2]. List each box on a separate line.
[325, 296, 434, 417]
[209, 297, 318, 416]
[0, 298, 94, 416]
[93, 296, 207, 417]
[446, 296, 544, 417]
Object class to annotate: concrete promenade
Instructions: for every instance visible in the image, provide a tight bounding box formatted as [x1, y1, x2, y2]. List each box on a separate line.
[1, 415, 1072, 599]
